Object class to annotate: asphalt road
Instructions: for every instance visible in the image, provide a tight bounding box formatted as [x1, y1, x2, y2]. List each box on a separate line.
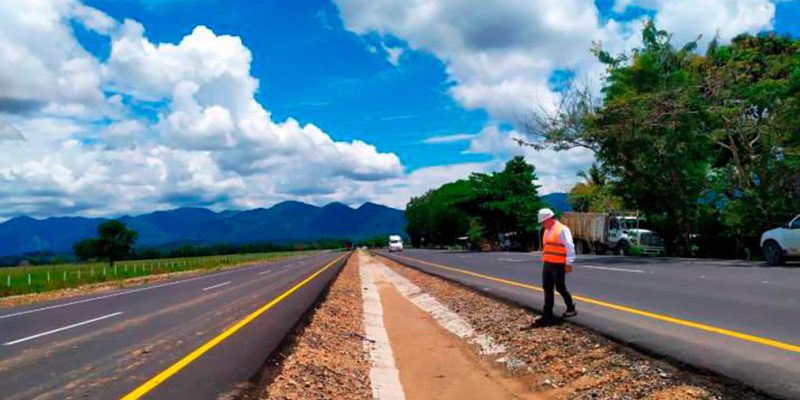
[0, 251, 349, 400]
[378, 249, 800, 400]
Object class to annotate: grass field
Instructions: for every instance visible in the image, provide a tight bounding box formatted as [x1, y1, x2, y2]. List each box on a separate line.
[0, 250, 323, 297]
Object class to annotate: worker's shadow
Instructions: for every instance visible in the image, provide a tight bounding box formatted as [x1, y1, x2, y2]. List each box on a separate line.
[520, 318, 568, 331]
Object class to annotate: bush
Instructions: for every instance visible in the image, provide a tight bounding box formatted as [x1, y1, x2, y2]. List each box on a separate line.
[628, 245, 645, 256]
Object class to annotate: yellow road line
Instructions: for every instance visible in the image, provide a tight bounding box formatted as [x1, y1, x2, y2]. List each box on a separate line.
[120, 253, 348, 400]
[389, 254, 800, 354]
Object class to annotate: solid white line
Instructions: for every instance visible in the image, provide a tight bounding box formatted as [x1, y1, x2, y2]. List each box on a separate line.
[3, 312, 124, 346]
[202, 281, 231, 291]
[578, 265, 645, 273]
[259, 270, 271, 275]
[359, 254, 406, 400]
[0, 256, 318, 320]
[497, 258, 526, 263]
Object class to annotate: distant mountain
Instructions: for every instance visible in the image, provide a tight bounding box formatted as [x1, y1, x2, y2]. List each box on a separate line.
[0, 202, 406, 257]
[542, 193, 572, 213]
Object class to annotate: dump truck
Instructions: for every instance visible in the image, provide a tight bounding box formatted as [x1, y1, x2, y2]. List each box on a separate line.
[559, 212, 666, 256]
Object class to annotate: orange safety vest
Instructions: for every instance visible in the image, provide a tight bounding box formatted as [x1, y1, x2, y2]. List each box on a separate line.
[542, 221, 567, 265]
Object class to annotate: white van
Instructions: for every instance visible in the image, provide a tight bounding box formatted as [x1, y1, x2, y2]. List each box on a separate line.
[388, 235, 403, 252]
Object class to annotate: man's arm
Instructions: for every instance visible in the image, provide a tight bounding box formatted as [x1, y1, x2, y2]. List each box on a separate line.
[561, 226, 576, 266]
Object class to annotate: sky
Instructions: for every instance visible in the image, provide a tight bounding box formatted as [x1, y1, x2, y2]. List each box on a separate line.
[1, 0, 798, 219]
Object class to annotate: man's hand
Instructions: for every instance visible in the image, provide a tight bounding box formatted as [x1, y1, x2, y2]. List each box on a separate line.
[566, 265, 573, 274]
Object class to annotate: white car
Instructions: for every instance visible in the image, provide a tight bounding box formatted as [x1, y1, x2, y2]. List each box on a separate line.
[761, 214, 800, 266]
[388, 235, 403, 252]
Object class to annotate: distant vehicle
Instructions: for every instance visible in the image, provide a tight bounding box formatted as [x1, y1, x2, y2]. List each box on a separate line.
[559, 212, 666, 256]
[761, 214, 800, 266]
[388, 235, 404, 252]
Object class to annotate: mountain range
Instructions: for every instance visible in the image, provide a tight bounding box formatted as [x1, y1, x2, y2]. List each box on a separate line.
[0, 201, 406, 257]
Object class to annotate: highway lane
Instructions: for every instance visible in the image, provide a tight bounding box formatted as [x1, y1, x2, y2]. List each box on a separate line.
[0, 251, 349, 400]
[378, 249, 800, 399]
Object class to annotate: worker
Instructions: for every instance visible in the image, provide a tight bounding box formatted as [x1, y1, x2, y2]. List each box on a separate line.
[535, 208, 577, 326]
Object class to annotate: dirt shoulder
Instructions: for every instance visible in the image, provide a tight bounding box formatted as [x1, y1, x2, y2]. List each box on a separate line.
[376, 254, 770, 400]
[247, 252, 373, 400]
[364, 253, 542, 400]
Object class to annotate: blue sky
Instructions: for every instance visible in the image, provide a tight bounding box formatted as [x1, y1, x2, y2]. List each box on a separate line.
[0, 0, 798, 218]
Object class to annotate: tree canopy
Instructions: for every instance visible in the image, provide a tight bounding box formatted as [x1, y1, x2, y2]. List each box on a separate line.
[73, 220, 138, 266]
[523, 21, 800, 256]
[405, 156, 548, 249]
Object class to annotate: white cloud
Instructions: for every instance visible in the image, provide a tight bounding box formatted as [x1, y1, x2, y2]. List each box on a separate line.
[0, 120, 25, 141]
[422, 133, 477, 144]
[465, 126, 595, 194]
[0, 0, 108, 116]
[0, 1, 406, 219]
[381, 42, 405, 66]
[333, 0, 778, 196]
[617, 0, 777, 47]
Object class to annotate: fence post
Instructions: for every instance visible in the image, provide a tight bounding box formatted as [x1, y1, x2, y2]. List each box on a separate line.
[91, 268, 94, 277]
[78, 270, 81, 280]
[103, 267, 107, 276]
[63, 271, 67, 281]
[7, 275, 10, 287]
[47, 272, 50, 283]
[28, 274, 31, 286]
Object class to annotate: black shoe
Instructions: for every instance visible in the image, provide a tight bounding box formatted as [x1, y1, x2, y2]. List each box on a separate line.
[563, 309, 578, 318]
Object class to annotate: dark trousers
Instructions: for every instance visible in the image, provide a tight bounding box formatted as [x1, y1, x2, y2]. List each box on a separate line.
[542, 262, 575, 319]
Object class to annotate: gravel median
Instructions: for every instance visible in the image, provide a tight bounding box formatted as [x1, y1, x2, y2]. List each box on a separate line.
[376, 254, 771, 400]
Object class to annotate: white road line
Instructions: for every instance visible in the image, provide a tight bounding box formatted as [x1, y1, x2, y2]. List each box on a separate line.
[360, 255, 406, 400]
[497, 258, 526, 263]
[0, 256, 318, 320]
[3, 312, 124, 346]
[578, 265, 645, 273]
[202, 281, 231, 291]
[259, 270, 272, 275]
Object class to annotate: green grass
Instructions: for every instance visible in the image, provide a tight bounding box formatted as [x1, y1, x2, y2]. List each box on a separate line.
[0, 251, 322, 298]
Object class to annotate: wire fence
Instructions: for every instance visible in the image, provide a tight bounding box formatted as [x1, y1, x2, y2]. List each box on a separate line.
[0, 251, 319, 297]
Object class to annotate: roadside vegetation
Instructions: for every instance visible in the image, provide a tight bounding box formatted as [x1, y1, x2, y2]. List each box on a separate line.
[0, 250, 318, 298]
[405, 156, 547, 250]
[409, 22, 800, 259]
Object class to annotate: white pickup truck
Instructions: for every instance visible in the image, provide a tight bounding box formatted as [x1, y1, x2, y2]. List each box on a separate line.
[761, 214, 800, 266]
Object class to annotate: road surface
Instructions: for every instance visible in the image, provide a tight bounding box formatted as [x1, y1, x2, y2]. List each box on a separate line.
[0, 251, 349, 400]
[378, 249, 800, 399]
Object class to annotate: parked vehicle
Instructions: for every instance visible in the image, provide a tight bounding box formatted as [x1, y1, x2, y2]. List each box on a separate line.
[388, 235, 404, 252]
[761, 214, 800, 266]
[559, 212, 666, 256]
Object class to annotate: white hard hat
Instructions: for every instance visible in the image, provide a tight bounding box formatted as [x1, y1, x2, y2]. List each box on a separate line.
[538, 208, 555, 223]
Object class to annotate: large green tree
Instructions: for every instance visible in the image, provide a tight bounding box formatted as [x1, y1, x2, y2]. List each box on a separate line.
[522, 21, 800, 256]
[463, 156, 548, 246]
[697, 33, 800, 248]
[73, 220, 138, 266]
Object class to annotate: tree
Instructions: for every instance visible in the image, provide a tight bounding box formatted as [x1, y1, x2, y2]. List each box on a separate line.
[697, 33, 800, 251]
[72, 239, 98, 262]
[72, 220, 138, 266]
[569, 163, 623, 212]
[464, 156, 548, 247]
[522, 21, 713, 255]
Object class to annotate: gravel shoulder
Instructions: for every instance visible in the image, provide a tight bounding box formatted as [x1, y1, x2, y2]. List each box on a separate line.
[376, 254, 773, 400]
[247, 252, 373, 400]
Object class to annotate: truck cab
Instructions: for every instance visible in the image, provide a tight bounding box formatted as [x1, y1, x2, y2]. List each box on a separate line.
[761, 214, 800, 266]
[609, 217, 665, 256]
